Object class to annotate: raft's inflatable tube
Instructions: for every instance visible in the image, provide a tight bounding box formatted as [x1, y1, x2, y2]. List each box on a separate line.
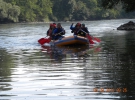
[54, 35, 88, 47]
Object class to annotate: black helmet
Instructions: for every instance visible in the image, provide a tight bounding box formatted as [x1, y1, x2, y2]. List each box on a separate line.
[82, 23, 85, 26]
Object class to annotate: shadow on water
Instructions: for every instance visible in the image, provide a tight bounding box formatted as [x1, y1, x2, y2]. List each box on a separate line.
[0, 49, 15, 96]
[1, 33, 135, 100]
[120, 32, 135, 98]
[38, 34, 135, 100]
[98, 31, 135, 99]
[41, 44, 101, 63]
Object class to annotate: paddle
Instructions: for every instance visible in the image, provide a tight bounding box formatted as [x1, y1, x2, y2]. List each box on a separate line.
[38, 36, 51, 45]
[53, 31, 65, 36]
[77, 29, 94, 44]
[80, 29, 101, 43]
[86, 34, 95, 44]
[90, 35, 101, 42]
[51, 31, 65, 41]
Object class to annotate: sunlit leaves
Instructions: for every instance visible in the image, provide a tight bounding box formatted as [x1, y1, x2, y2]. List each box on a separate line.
[0, 0, 20, 22]
[1, 0, 135, 22]
[3, 0, 52, 22]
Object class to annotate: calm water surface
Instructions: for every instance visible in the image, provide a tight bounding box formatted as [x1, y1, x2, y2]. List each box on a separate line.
[0, 19, 135, 100]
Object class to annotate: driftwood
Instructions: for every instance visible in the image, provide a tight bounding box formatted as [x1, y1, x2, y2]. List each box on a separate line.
[117, 21, 135, 30]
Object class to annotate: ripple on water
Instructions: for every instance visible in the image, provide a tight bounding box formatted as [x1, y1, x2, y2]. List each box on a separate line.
[1, 20, 135, 100]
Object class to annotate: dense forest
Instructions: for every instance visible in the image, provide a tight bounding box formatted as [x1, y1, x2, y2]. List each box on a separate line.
[0, 0, 135, 23]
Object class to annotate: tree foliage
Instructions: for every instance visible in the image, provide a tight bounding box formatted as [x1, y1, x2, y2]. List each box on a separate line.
[0, 0, 20, 22]
[51, 0, 123, 21]
[101, 0, 135, 12]
[3, 0, 52, 22]
[1, 0, 135, 23]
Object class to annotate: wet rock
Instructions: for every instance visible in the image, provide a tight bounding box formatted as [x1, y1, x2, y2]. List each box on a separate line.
[117, 21, 135, 30]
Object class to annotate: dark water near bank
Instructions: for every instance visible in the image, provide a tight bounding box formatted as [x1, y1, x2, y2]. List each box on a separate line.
[0, 19, 135, 100]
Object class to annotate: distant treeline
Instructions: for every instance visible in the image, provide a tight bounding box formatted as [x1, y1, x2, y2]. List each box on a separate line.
[0, 0, 135, 23]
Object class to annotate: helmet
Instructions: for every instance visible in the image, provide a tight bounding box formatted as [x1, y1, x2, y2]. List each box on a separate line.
[50, 23, 54, 27]
[76, 23, 81, 26]
[82, 23, 85, 26]
[53, 23, 56, 25]
[53, 23, 56, 28]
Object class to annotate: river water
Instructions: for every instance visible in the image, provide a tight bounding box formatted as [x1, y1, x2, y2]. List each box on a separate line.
[0, 19, 135, 100]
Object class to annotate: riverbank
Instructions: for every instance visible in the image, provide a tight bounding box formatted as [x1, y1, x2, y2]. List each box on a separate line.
[1, 18, 135, 24]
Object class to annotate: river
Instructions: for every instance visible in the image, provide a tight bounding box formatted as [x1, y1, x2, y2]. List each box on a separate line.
[0, 19, 135, 100]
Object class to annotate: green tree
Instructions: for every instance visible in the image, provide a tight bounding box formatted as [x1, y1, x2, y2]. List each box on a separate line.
[2, 0, 135, 22]
[0, 0, 20, 22]
[4, 0, 52, 22]
[36, 0, 52, 21]
[91, 0, 121, 20]
[51, 0, 78, 21]
[72, 1, 89, 20]
[82, 0, 99, 19]
[101, 0, 135, 12]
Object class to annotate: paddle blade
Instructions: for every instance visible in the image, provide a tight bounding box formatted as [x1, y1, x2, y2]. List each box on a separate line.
[38, 38, 46, 45]
[93, 37, 101, 42]
[38, 38, 51, 45]
[86, 34, 94, 44]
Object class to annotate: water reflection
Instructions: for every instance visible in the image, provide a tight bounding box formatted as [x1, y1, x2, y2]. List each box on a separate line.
[0, 34, 133, 100]
[93, 32, 135, 99]
[120, 32, 135, 98]
[41, 45, 101, 63]
[0, 49, 13, 96]
[0, 20, 135, 99]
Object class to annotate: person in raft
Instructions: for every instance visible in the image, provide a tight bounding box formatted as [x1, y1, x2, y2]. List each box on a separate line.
[80, 23, 89, 37]
[46, 23, 55, 40]
[52, 23, 65, 40]
[53, 23, 56, 28]
[70, 23, 86, 37]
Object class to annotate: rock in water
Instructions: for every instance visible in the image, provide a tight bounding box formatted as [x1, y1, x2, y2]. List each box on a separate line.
[117, 21, 135, 30]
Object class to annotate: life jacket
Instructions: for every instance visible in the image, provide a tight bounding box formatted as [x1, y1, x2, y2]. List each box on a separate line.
[77, 27, 88, 37]
[73, 28, 81, 35]
[81, 27, 89, 33]
[73, 28, 86, 37]
[52, 28, 64, 40]
[56, 28, 62, 33]
[77, 31, 86, 37]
